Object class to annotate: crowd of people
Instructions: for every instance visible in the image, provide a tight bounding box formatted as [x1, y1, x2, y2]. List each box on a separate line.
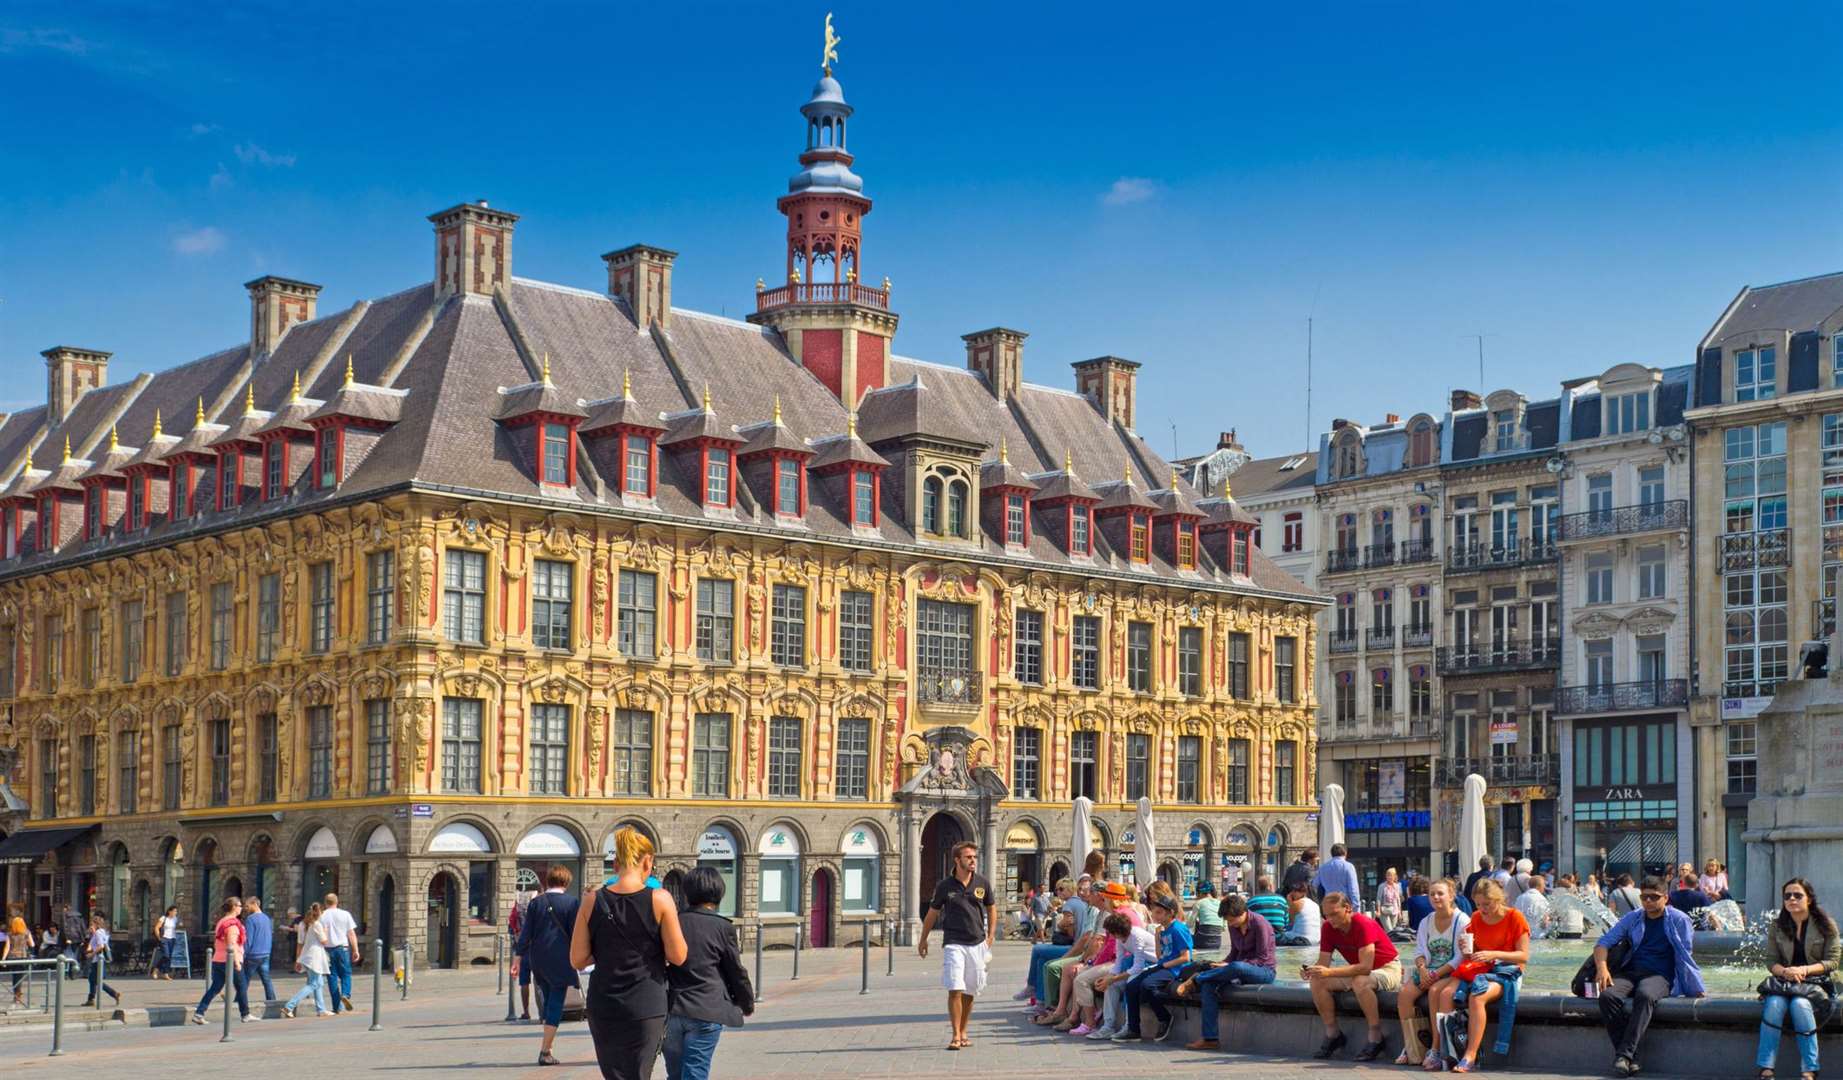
[1002, 846, 1833, 1079]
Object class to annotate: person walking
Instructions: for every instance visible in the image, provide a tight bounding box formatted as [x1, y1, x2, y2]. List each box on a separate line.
[918, 840, 996, 1051]
[280, 903, 333, 1018]
[509, 890, 533, 1021]
[191, 896, 251, 1024]
[1755, 877, 1837, 1080]
[1179, 893, 1277, 1050]
[571, 826, 687, 1080]
[1592, 876, 1705, 1077]
[317, 893, 359, 1014]
[1313, 845, 1363, 907]
[517, 864, 583, 1067]
[5, 902, 34, 1004]
[152, 905, 181, 979]
[663, 866, 754, 1080]
[241, 896, 276, 1004]
[1284, 848, 1320, 899]
[79, 913, 122, 1008]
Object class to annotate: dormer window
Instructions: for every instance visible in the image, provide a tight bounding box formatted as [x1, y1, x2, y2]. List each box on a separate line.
[194, 459, 216, 515]
[540, 422, 571, 485]
[316, 428, 339, 489]
[264, 440, 285, 500]
[218, 449, 239, 509]
[1493, 409, 1520, 452]
[1129, 513, 1150, 562]
[84, 486, 103, 540]
[1232, 530, 1250, 576]
[168, 464, 185, 521]
[126, 477, 143, 532]
[1408, 419, 1438, 467]
[1005, 494, 1026, 545]
[36, 493, 54, 548]
[1071, 506, 1091, 555]
[624, 434, 653, 496]
[946, 480, 968, 538]
[853, 470, 877, 526]
[1175, 521, 1195, 569]
[1607, 391, 1650, 435]
[2, 508, 14, 557]
[777, 458, 803, 515]
[1737, 347, 1776, 402]
[704, 448, 732, 506]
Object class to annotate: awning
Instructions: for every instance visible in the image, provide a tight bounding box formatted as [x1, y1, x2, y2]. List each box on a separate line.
[0, 825, 96, 865]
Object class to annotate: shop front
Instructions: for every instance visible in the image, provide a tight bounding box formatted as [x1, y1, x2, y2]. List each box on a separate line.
[514, 824, 585, 895]
[1564, 713, 1688, 883]
[1002, 821, 1042, 902]
[1180, 825, 1213, 899]
[1344, 757, 1432, 888]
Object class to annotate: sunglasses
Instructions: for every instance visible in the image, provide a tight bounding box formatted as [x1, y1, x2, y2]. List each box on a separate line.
[1784, 892, 1807, 902]
[1639, 893, 1665, 902]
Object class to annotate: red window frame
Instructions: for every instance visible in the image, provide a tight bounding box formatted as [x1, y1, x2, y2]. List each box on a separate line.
[1129, 512, 1150, 563]
[1069, 504, 1091, 555]
[851, 468, 879, 527]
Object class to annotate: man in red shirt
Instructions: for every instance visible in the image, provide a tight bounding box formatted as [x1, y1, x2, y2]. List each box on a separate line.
[1303, 892, 1402, 1062]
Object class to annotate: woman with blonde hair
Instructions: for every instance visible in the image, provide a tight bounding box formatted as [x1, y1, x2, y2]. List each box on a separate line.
[281, 903, 332, 1018]
[1432, 877, 1529, 1073]
[572, 826, 687, 1079]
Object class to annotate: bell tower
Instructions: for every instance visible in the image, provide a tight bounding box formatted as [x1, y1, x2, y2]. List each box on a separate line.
[749, 16, 898, 408]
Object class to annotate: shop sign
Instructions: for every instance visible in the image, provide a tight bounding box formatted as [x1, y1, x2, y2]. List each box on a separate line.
[843, 828, 881, 856]
[759, 828, 800, 856]
[1345, 810, 1431, 832]
[1592, 785, 1674, 802]
[411, 804, 434, 818]
[1722, 696, 1773, 720]
[697, 830, 736, 859]
[1490, 717, 1518, 745]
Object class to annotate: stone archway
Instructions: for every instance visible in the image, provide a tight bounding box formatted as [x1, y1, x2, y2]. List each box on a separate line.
[895, 726, 1008, 945]
[918, 812, 965, 917]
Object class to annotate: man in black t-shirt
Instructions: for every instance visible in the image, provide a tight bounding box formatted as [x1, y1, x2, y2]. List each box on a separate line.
[919, 841, 995, 1051]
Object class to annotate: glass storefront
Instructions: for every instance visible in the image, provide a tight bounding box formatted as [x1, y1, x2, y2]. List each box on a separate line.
[1569, 715, 1679, 880]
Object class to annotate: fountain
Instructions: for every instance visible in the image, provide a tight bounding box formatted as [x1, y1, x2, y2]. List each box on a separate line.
[1744, 639, 1843, 914]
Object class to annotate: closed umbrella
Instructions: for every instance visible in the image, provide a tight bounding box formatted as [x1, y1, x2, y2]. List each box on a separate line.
[1135, 796, 1157, 889]
[1072, 795, 1094, 879]
[1321, 784, 1346, 848]
[1459, 773, 1488, 881]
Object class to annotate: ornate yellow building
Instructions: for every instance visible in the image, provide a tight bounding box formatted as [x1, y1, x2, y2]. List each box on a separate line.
[0, 57, 1321, 966]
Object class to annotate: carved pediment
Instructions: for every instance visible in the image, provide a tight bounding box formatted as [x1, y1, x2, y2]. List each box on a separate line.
[1624, 606, 1677, 635]
[1572, 611, 1621, 641]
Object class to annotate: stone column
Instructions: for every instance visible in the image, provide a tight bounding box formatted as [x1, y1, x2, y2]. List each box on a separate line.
[900, 811, 920, 946]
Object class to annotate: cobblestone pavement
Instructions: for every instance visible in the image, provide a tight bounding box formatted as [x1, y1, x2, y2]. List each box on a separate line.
[0, 942, 1614, 1078]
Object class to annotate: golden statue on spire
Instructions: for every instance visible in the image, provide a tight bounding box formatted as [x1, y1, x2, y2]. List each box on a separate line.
[822, 13, 841, 75]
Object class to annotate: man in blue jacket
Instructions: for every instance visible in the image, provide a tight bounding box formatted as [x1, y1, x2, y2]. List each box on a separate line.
[514, 865, 583, 1067]
[1590, 876, 1704, 1078]
[241, 897, 277, 1004]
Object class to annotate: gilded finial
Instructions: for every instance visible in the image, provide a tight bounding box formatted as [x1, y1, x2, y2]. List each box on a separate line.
[291, 370, 302, 403]
[703, 382, 712, 411]
[109, 425, 119, 452]
[1000, 437, 1009, 465]
[1064, 448, 1073, 473]
[791, 266, 802, 285]
[622, 368, 632, 399]
[847, 411, 857, 437]
[541, 353, 551, 385]
[152, 409, 163, 440]
[344, 353, 355, 387]
[196, 396, 205, 425]
[822, 12, 841, 76]
[756, 277, 765, 292]
[1222, 477, 1232, 499]
[1171, 466, 1179, 490]
[1124, 465, 1133, 486]
[62, 436, 71, 464]
[846, 267, 857, 284]
[882, 275, 891, 293]
[244, 382, 256, 414]
[22, 447, 31, 472]
[773, 395, 783, 424]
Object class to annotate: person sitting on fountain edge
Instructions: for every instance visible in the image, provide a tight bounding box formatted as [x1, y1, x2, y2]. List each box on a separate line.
[1592, 876, 1705, 1078]
[1305, 892, 1402, 1062]
[1176, 893, 1277, 1051]
[1247, 876, 1290, 935]
[1669, 873, 1713, 918]
[1403, 876, 1436, 933]
[1276, 880, 1322, 947]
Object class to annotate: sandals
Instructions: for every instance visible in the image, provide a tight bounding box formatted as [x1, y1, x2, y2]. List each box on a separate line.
[1452, 1059, 1477, 1074]
[1396, 1049, 1418, 1066]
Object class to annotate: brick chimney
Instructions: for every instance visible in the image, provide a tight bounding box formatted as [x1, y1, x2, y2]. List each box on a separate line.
[1071, 356, 1141, 430]
[1450, 389, 1482, 411]
[1384, 413, 1401, 425]
[1331, 418, 1351, 431]
[603, 245, 677, 328]
[963, 327, 1027, 402]
[42, 346, 111, 424]
[1217, 429, 1242, 450]
[245, 276, 322, 357]
[430, 201, 518, 301]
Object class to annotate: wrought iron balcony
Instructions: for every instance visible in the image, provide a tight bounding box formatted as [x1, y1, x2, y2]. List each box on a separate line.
[1557, 500, 1688, 542]
[1722, 678, 1785, 700]
[1327, 631, 1359, 655]
[1435, 753, 1560, 788]
[916, 670, 981, 707]
[1402, 625, 1435, 648]
[756, 280, 892, 313]
[1400, 538, 1438, 564]
[1364, 543, 1397, 568]
[1721, 529, 1791, 575]
[1366, 627, 1396, 650]
[1325, 548, 1362, 574]
[1556, 679, 1689, 716]
[1324, 714, 1437, 742]
[1436, 637, 1562, 676]
[1448, 536, 1558, 573]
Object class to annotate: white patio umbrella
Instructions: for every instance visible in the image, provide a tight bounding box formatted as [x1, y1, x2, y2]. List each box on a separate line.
[1072, 795, 1094, 879]
[1321, 784, 1347, 848]
[1458, 773, 1489, 881]
[1134, 796, 1157, 888]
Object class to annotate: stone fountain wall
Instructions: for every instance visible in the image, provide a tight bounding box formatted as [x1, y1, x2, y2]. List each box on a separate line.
[1745, 668, 1843, 913]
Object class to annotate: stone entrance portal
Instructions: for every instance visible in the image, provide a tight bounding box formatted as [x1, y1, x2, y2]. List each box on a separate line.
[896, 726, 1007, 945]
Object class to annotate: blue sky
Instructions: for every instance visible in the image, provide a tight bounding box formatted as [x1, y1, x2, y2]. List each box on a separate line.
[3, 2, 1839, 458]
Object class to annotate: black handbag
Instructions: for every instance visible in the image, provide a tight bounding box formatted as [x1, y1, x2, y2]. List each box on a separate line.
[1570, 940, 1630, 998]
[1758, 974, 1837, 1029]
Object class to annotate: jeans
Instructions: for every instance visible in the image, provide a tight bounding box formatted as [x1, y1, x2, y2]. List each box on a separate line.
[1123, 967, 1179, 1034]
[153, 938, 177, 975]
[86, 959, 119, 1002]
[1275, 932, 1315, 947]
[663, 1015, 725, 1080]
[244, 954, 275, 1001]
[1196, 961, 1276, 1040]
[195, 960, 249, 1018]
[1599, 973, 1670, 1061]
[285, 970, 331, 1015]
[1025, 943, 1064, 1000]
[326, 946, 352, 1011]
[1758, 994, 1822, 1074]
[1041, 955, 1080, 1008]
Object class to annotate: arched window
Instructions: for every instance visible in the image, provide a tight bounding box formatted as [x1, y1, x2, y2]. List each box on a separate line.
[946, 479, 968, 538]
[1409, 420, 1437, 467]
[922, 476, 942, 534]
[1334, 434, 1361, 479]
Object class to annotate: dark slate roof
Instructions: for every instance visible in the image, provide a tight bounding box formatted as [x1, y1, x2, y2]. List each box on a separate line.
[0, 465, 48, 502]
[79, 443, 139, 483]
[123, 433, 181, 472]
[1449, 413, 1488, 462]
[1148, 481, 1203, 517]
[1095, 477, 1158, 513]
[581, 391, 668, 434]
[1704, 271, 1843, 344]
[0, 407, 47, 476]
[1526, 401, 1560, 450]
[209, 408, 274, 448]
[168, 422, 228, 459]
[857, 375, 989, 448]
[737, 416, 811, 457]
[491, 379, 583, 422]
[979, 452, 1039, 491]
[809, 429, 890, 471]
[1032, 464, 1098, 503]
[1658, 364, 1692, 424]
[1222, 451, 1317, 500]
[1198, 495, 1258, 527]
[660, 405, 738, 447]
[255, 398, 322, 436]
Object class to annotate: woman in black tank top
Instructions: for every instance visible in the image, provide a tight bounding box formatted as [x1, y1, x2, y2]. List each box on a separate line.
[571, 828, 687, 1079]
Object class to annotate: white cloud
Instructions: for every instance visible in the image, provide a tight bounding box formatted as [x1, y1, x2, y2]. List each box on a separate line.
[209, 163, 233, 191]
[189, 121, 220, 137]
[1101, 177, 1159, 206]
[173, 226, 226, 255]
[233, 142, 295, 168]
[0, 28, 93, 56]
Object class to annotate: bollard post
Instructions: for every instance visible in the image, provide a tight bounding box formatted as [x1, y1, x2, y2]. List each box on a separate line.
[49, 959, 66, 1057]
[886, 919, 894, 976]
[753, 921, 764, 1004]
[860, 920, 870, 994]
[369, 938, 383, 1032]
[98, 949, 108, 1010]
[495, 933, 504, 995]
[504, 949, 519, 1023]
[398, 944, 410, 1002]
[221, 962, 234, 1042]
[791, 921, 800, 981]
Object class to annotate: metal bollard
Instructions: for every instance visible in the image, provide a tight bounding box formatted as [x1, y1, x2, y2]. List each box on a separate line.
[49, 959, 66, 1057]
[753, 922, 764, 1004]
[860, 920, 870, 994]
[399, 944, 411, 1002]
[98, 950, 108, 1010]
[504, 948, 519, 1022]
[369, 938, 383, 1032]
[495, 933, 504, 995]
[886, 919, 894, 976]
[791, 922, 801, 981]
[221, 963, 234, 1042]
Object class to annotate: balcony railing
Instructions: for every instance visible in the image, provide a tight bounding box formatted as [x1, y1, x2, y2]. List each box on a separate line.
[1328, 631, 1359, 655]
[1448, 536, 1558, 573]
[1364, 543, 1397, 569]
[1325, 548, 1362, 574]
[1400, 538, 1438, 564]
[1556, 679, 1690, 716]
[1435, 754, 1560, 788]
[1558, 500, 1688, 542]
[1402, 625, 1434, 648]
[1436, 637, 1562, 676]
[1366, 627, 1396, 650]
[755, 280, 892, 313]
[1722, 678, 1785, 700]
[1323, 714, 1439, 742]
[916, 670, 981, 707]
[1722, 529, 1791, 575]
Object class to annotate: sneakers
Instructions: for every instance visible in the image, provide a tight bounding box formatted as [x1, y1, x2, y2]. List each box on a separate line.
[1186, 1039, 1220, 1051]
[1355, 1037, 1389, 1062]
[1615, 1057, 1637, 1077]
[1085, 1026, 1118, 1041]
[242, 1014, 262, 1023]
[1012, 988, 1034, 1002]
[281, 1006, 296, 1019]
[1112, 1030, 1142, 1043]
[190, 1013, 205, 1025]
[341, 995, 354, 1011]
[1153, 1018, 1175, 1043]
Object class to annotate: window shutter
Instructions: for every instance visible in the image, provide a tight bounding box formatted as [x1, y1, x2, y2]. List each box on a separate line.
[1788, 330, 1820, 393]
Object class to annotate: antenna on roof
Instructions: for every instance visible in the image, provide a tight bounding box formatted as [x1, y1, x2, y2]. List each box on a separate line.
[1463, 333, 1489, 388]
[1305, 281, 1321, 449]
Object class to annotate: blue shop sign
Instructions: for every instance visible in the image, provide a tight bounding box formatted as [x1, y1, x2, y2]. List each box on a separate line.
[1345, 810, 1430, 832]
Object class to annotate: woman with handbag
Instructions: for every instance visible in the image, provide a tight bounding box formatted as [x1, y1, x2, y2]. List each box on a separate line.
[571, 827, 687, 1080]
[1757, 878, 1840, 1080]
[517, 864, 584, 1067]
[663, 866, 755, 1080]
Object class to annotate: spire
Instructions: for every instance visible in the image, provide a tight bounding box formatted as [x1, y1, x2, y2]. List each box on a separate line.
[109, 425, 119, 452]
[702, 382, 712, 411]
[1064, 448, 1073, 474]
[1124, 464, 1133, 486]
[621, 368, 632, 400]
[196, 397, 205, 425]
[344, 353, 355, 387]
[1000, 436, 1009, 465]
[291, 370, 302, 403]
[540, 352, 551, 386]
[773, 395, 783, 424]
[62, 435, 71, 464]
[847, 411, 858, 438]
[22, 447, 31, 472]
[1170, 466, 1179, 490]
[244, 382, 256, 414]
[152, 409, 163, 440]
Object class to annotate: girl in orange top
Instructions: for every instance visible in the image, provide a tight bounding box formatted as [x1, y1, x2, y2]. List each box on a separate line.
[1431, 878, 1530, 1073]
